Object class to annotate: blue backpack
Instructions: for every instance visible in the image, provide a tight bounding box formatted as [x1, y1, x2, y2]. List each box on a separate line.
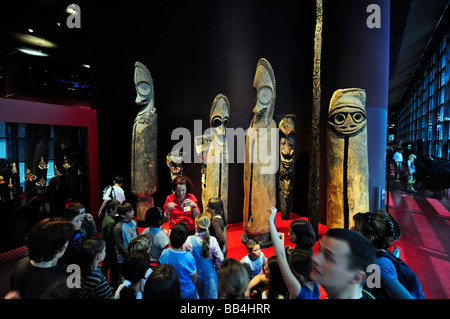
[373, 250, 425, 299]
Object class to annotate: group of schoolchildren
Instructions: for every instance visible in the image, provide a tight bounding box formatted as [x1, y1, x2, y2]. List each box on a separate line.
[7, 175, 425, 300]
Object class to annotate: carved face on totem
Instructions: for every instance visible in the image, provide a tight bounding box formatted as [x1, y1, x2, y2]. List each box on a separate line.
[328, 89, 367, 137]
[252, 58, 276, 128]
[210, 94, 230, 145]
[166, 151, 184, 179]
[279, 115, 296, 172]
[134, 62, 154, 112]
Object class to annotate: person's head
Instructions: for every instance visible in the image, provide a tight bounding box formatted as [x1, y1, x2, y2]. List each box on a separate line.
[114, 175, 124, 186]
[311, 228, 376, 298]
[195, 214, 211, 259]
[79, 238, 106, 276]
[26, 218, 73, 263]
[245, 238, 261, 260]
[207, 198, 227, 225]
[117, 202, 134, 221]
[170, 176, 192, 201]
[353, 210, 400, 250]
[106, 199, 120, 216]
[59, 206, 82, 231]
[288, 249, 313, 283]
[66, 203, 86, 221]
[143, 264, 181, 299]
[170, 222, 189, 249]
[120, 250, 151, 299]
[128, 234, 152, 253]
[264, 256, 288, 299]
[218, 258, 249, 299]
[408, 154, 417, 161]
[289, 219, 316, 250]
[145, 206, 164, 228]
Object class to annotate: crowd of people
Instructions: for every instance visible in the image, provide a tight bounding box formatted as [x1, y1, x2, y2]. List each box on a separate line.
[5, 173, 425, 300]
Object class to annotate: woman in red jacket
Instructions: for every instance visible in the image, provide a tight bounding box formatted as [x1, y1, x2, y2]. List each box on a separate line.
[163, 176, 200, 235]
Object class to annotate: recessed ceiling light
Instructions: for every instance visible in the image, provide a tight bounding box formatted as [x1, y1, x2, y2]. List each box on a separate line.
[28, 28, 34, 33]
[15, 33, 57, 48]
[17, 48, 49, 57]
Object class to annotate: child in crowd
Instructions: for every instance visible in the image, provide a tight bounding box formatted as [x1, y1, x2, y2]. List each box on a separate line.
[206, 198, 227, 253]
[78, 238, 114, 299]
[218, 258, 249, 299]
[100, 199, 120, 288]
[268, 207, 320, 299]
[68, 203, 97, 237]
[58, 205, 90, 265]
[240, 238, 267, 279]
[128, 234, 152, 254]
[143, 264, 182, 299]
[98, 174, 126, 218]
[246, 256, 288, 299]
[142, 206, 170, 269]
[159, 222, 198, 299]
[184, 214, 224, 299]
[286, 219, 317, 255]
[115, 250, 151, 299]
[113, 202, 139, 273]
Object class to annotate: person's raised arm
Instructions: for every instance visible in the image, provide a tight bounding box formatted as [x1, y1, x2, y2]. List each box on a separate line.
[268, 207, 302, 299]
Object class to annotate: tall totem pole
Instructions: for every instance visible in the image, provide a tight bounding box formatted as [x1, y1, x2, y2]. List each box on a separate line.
[131, 61, 158, 227]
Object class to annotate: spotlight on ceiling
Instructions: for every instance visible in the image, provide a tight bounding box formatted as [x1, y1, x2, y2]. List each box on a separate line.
[15, 33, 57, 48]
[17, 48, 49, 57]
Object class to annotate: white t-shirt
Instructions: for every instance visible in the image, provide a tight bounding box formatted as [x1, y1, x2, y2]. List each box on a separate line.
[103, 185, 125, 204]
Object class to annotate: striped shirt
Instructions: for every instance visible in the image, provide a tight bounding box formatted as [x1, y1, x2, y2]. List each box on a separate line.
[79, 268, 114, 299]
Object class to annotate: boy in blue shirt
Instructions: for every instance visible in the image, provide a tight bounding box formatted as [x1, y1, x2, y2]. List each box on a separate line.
[159, 222, 198, 299]
[240, 238, 267, 279]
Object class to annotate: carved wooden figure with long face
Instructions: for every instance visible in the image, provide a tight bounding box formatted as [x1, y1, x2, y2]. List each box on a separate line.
[279, 114, 296, 220]
[202, 94, 230, 222]
[326, 88, 369, 229]
[243, 58, 277, 245]
[131, 61, 158, 225]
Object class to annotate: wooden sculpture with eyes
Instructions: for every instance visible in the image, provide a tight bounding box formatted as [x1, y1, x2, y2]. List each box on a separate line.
[326, 88, 369, 229]
[131, 61, 158, 226]
[201, 94, 230, 222]
[279, 114, 296, 220]
[243, 58, 277, 246]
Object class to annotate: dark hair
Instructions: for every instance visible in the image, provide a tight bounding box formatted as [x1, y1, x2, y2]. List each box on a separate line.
[353, 210, 400, 250]
[288, 249, 313, 282]
[170, 222, 189, 249]
[58, 207, 80, 222]
[79, 238, 106, 276]
[264, 256, 288, 299]
[245, 238, 258, 253]
[26, 218, 74, 263]
[207, 198, 227, 226]
[66, 203, 85, 214]
[143, 264, 181, 299]
[218, 258, 249, 299]
[325, 228, 376, 272]
[114, 175, 124, 185]
[170, 175, 193, 192]
[106, 199, 120, 214]
[289, 219, 316, 250]
[145, 206, 163, 228]
[120, 250, 150, 299]
[117, 202, 133, 216]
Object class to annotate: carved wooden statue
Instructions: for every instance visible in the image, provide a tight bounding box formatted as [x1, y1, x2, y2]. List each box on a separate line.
[166, 150, 184, 181]
[243, 58, 277, 245]
[202, 94, 230, 222]
[326, 88, 369, 229]
[131, 61, 158, 225]
[279, 114, 296, 220]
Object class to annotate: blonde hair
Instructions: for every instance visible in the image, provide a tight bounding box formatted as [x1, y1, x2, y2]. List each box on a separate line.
[195, 214, 211, 259]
